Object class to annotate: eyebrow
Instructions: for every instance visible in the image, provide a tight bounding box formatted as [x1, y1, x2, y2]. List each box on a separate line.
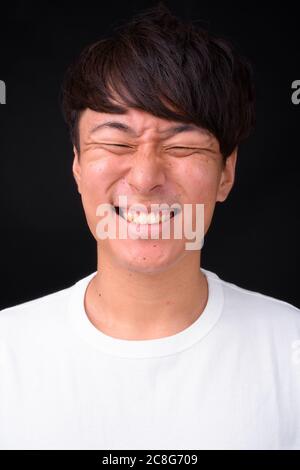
[89, 121, 205, 138]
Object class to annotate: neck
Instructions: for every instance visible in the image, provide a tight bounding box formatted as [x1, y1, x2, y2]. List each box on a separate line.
[84, 249, 208, 340]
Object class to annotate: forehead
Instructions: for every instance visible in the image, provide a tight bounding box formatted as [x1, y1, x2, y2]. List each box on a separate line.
[79, 107, 215, 141]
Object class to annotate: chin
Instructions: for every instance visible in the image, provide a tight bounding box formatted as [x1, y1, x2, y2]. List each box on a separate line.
[109, 238, 186, 274]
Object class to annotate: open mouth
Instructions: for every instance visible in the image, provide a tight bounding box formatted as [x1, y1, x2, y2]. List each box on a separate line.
[113, 206, 179, 224]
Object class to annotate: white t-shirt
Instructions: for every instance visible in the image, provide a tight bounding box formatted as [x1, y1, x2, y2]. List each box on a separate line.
[0, 268, 300, 450]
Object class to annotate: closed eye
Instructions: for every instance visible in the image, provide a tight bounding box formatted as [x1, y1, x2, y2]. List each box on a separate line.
[168, 147, 200, 151]
[167, 146, 216, 155]
[166, 146, 200, 153]
[104, 143, 130, 148]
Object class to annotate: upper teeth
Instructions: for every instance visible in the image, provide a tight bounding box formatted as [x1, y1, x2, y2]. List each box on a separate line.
[118, 208, 173, 224]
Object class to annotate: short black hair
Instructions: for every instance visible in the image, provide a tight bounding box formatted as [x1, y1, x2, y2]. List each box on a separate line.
[61, 2, 256, 160]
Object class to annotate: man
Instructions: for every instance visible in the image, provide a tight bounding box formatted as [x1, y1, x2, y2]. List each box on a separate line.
[0, 4, 299, 450]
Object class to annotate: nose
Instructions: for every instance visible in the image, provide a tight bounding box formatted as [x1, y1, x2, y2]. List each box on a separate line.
[126, 146, 166, 194]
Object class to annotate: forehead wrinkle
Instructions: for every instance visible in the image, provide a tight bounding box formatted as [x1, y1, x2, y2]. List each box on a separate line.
[89, 120, 211, 140]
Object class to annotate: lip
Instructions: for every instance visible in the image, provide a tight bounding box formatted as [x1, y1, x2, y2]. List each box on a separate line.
[112, 200, 180, 211]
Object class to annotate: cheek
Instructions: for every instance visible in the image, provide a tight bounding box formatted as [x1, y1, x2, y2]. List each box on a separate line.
[79, 161, 117, 235]
[179, 162, 221, 231]
[80, 160, 115, 205]
[180, 161, 220, 201]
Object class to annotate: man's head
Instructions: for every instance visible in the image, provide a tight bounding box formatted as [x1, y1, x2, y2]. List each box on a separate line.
[60, 3, 255, 274]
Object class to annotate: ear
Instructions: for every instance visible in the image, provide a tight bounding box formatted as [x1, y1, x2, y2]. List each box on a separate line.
[72, 146, 82, 194]
[216, 147, 238, 202]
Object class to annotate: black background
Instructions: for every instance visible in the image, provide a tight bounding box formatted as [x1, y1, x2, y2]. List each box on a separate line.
[0, 0, 299, 309]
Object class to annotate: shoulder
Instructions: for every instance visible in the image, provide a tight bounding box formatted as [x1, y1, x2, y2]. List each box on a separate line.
[204, 268, 300, 334]
[0, 282, 73, 340]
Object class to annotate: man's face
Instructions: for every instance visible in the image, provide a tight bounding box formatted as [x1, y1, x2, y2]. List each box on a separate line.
[73, 107, 237, 273]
